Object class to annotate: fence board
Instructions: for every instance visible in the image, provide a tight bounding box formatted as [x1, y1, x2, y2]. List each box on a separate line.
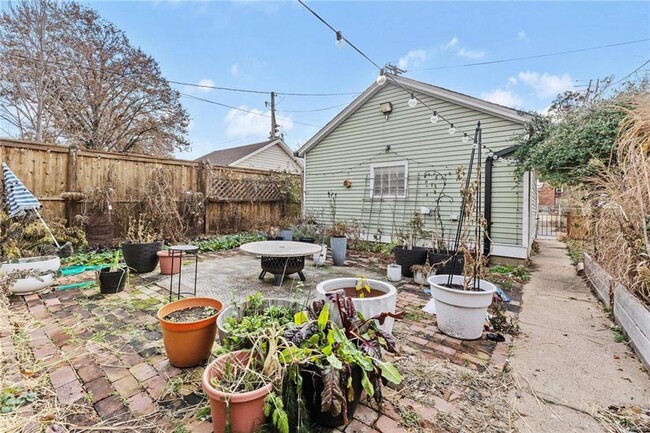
[0, 138, 301, 239]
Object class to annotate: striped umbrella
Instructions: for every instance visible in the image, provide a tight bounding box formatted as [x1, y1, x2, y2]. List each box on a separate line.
[2, 162, 59, 247]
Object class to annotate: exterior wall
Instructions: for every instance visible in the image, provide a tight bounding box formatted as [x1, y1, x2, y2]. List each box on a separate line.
[538, 182, 561, 211]
[528, 172, 538, 252]
[304, 83, 527, 256]
[233, 144, 301, 173]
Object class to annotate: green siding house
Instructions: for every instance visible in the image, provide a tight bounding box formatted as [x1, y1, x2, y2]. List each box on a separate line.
[297, 76, 537, 261]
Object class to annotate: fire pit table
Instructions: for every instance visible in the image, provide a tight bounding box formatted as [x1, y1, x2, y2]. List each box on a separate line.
[239, 241, 323, 286]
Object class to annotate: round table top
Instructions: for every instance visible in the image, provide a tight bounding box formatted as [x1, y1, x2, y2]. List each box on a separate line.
[168, 245, 199, 252]
[239, 241, 323, 257]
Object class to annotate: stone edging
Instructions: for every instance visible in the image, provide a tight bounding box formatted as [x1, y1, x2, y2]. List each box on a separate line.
[584, 253, 650, 371]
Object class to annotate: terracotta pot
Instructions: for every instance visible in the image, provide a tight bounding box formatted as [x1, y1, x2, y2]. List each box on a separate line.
[157, 297, 223, 368]
[202, 350, 273, 433]
[157, 250, 181, 275]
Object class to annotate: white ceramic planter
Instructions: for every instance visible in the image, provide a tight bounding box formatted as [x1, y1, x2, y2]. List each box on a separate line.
[0, 255, 61, 275]
[413, 270, 430, 285]
[313, 244, 327, 266]
[387, 264, 401, 282]
[426, 274, 496, 340]
[11, 272, 55, 294]
[316, 278, 397, 333]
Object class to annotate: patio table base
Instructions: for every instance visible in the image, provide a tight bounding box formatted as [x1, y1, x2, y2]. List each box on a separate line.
[259, 256, 306, 286]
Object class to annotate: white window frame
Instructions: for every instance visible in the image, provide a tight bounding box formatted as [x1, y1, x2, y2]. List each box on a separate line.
[369, 161, 408, 199]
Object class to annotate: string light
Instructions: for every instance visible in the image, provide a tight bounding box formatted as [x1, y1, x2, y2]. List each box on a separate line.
[492, 154, 499, 160]
[448, 124, 456, 134]
[462, 133, 470, 144]
[408, 93, 417, 108]
[430, 111, 438, 123]
[487, 151, 494, 158]
[335, 31, 345, 49]
[472, 143, 479, 149]
[376, 71, 387, 85]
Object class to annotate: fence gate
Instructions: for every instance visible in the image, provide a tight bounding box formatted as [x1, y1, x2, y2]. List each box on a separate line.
[536, 211, 566, 237]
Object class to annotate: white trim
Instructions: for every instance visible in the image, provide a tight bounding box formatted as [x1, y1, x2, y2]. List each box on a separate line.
[522, 171, 530, 255]
[297, 75, 533, 157]
[230, 139, 302, 172]
[491, 243, 528, 259]
[369, 160, 408, 199]
[302, 154, 307, 217]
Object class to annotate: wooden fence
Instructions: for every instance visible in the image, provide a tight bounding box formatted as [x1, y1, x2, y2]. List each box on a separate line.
[0, 138, 301, 241]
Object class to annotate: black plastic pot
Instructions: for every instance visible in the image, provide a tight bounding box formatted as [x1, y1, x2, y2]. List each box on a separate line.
[301, 365, 363, 427]
[98, 267, 128, 294]
[266, 236, 284, 241]
[121, 241, 163, 273]
[298, 236, 315, 243]
[393, 246, 428, 277]
[428, 250, 465, 275]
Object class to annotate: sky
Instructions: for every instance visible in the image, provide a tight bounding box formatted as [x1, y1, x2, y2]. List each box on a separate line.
[11, 1, 650, 159]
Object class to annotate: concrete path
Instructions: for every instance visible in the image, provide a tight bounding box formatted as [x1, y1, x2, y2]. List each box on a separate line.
[509, 239, 650, 432]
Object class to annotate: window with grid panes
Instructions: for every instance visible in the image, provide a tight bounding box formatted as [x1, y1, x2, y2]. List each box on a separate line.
[370, 163, 407, 198]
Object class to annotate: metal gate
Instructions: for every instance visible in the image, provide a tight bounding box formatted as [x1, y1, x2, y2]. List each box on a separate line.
[536, 211, 566, 237]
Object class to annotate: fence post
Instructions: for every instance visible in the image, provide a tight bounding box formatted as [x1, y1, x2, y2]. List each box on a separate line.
[65, 144, 78, 227]
[198, 161, 210, 235]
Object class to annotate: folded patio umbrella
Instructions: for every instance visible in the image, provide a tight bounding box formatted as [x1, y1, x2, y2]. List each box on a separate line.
[2, 162, 60, 248]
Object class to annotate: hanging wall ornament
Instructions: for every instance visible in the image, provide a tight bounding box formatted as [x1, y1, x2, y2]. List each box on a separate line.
[343, 179, 352, 188]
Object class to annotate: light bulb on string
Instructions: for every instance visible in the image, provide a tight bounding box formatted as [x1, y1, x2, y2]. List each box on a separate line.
[376, 73, 386, 86]
[462, 133, 470, 144]
[472, 143, 478, 149]
[335, 31, 345, 49]
[430, 111, 439, 123]
[492, 154, 498, 160]
[408, 93, 417, 108]
[448, 124, 456, 134]
[487, 151, 494, 158]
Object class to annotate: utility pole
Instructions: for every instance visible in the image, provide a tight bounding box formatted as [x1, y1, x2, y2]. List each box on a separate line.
[384, 63, 406, 76]
[268, 91, 278, 139]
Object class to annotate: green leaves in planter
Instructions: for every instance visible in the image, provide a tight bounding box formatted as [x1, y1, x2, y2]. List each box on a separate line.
[264, 392, 289, 433]
[379, 361, 402, 384]
[317, 303, 329, 331]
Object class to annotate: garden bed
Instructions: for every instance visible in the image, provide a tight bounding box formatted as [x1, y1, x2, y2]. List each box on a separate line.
[584, 253, 650, 371]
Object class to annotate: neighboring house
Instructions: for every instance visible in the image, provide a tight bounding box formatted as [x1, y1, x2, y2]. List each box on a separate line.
[538, 181, 562, 212]
[297, 75, 537, 262]
[196, 138, 302, 173]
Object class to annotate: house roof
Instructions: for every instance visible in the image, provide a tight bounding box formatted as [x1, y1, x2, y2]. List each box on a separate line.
[196, 139, 275, 166]
[297, 75, 534, 156]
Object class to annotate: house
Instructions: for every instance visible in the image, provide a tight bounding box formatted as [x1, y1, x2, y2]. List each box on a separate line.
[196, 138, 302, 173]
[296, 75, 537, 262]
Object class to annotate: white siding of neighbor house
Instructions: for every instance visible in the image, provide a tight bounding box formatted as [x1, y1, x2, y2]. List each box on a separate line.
[233, 144, 302, 173]
[304, 83, 529, 256]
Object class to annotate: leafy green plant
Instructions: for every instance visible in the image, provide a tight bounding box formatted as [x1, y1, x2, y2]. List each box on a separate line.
[281, 294, 404, 425]
[190, 232, 265, 253]
[62, 249, 121, 267]
[1, 388, 37, 413]
[355, 276, 371, 299]
[611, 326, 630, 343]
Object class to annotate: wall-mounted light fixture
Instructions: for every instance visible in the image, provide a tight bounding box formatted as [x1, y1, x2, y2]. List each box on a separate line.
[379, 101, 392, 120]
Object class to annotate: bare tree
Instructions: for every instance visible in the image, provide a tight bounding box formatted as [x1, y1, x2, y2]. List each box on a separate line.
[0, 0, 190, 156]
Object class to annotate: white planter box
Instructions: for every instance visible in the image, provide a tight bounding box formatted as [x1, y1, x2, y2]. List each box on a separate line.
[316, 278, 397, 333]
[426, 274, 496, 340]
[0, 255, 61, 275]
[11, 272, 55, 294]
[585, 253, 650, 371]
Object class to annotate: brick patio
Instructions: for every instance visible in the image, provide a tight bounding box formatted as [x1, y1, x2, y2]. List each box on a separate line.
[1, 249, 515, 432]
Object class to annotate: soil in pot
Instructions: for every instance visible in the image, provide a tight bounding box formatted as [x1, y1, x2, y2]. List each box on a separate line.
[339, 287, 385, 298]
[300, 365, 363, 427]
[163, 306, 219, 322]
[98, 267, 127, 294]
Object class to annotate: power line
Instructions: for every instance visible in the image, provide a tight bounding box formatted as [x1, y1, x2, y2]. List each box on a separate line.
[416, 38, 650, 71]
[5, 52, 361, 98]
[180, 92, 324, 128]
[613, 58, 650, 85]
[279, 101, 351, 113]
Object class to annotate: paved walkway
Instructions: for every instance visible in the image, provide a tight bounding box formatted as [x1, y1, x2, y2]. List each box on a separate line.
[509, 239, 650, 432]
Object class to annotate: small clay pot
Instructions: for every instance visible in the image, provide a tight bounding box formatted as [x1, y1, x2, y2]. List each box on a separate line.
[157, 297, 223, 368]
[157, 250, 181, 275]
[202, 350, 273, 433]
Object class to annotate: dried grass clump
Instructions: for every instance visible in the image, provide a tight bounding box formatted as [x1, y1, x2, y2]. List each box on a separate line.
[591, 93, 650, 306]
[139, 167, 186, 243]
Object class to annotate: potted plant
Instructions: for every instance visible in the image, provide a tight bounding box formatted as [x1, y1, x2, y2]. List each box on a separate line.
[0, 255, 61, 275]
[411, 264, 432, 285]
[283, 295, 403, 428]
[156, 249, 181, 275]
[393, 213, 429, 277]
[428, 238, 465, 276]
[327, 221, 349, 266]
[316, 276, 398, 333]
[5, 269, 56, 295]
[425, 157, 497, 340]
[278, 218, 294, 241]
[97, 251, 128, 294]
[157, 297, 223, 368]
[121, 215, 163, 273]
[216, 292, 299, 348]
[266, 226, 283, 241]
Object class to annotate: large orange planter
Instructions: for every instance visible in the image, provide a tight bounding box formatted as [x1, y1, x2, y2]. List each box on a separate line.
[202, 350, 273, 433]
[157, 297, 223, 368]
[157, 250, 181, 275]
